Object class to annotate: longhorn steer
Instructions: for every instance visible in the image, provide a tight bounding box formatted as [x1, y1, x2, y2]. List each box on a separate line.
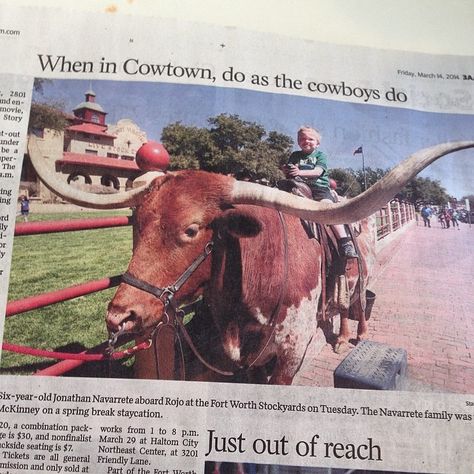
[108, 173, 376, 383]
[28, 140, 474, 383]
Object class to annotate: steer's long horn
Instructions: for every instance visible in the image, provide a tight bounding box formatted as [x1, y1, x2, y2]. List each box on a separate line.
[231, 141, 474, 224]
[28, 136, 161, 209]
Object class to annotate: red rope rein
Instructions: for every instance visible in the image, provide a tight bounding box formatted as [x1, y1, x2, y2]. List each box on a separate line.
[1, 339, 152, 361]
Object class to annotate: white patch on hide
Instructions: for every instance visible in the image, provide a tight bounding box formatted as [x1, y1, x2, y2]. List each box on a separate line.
[225, 343, 241, 362]
[273, 283, 322, 376]
[253, 307, 268, 325]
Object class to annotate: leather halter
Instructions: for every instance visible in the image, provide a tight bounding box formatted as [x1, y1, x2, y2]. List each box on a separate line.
[122, 241, 214, 309]
[121, 240, 238, 376]
[120, 210, 289, 379]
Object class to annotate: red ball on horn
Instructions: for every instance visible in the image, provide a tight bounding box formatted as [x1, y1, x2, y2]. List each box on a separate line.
[136, 141, 170, 171]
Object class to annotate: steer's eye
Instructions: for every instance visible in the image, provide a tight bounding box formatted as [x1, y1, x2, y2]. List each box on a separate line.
[183, 224, 199, 239]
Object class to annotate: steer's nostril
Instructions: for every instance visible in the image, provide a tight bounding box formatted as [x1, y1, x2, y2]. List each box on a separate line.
[124, 310, 138, 324]
[106, 308, 141, 333]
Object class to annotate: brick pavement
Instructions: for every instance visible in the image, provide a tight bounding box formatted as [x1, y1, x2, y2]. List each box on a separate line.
[294, 221, 474, 393]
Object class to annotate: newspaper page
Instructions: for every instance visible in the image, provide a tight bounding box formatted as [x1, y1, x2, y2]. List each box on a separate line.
[0, 4, 473, 474]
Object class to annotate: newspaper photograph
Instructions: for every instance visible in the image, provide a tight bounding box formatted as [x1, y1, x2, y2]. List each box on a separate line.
[0, 4, 473, 474]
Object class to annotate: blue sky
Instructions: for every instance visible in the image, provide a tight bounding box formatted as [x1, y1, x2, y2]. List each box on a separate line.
[34, 78, 474, 198]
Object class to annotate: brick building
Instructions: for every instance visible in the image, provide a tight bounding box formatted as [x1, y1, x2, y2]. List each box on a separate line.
[21, 88, 149, 201]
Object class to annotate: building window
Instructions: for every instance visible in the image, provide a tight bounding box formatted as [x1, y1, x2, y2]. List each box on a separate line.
[91, 113, 100, 123]
[121, 155, 134, 161]
[85, 149, 98, 155]
[101, 174, 120, 190]
[125, 178, 135, 190]
[107, 152, 119, 159]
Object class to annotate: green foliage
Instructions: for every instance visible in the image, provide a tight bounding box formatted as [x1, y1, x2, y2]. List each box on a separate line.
[354, 167, 389, 190]
[397, 176, 450, 205]
[328, 168, 362, 197]
[266, 131, 294, 156]
[208, 114, 265, 151]
[167, 154, 200, 171]
[328, 167, 388, 197]
[28, 101, 68, 132]
[161, 113, 293, 183]
[33, 78, 52, 94]
[329, 166, 450, 205]
[161, 122, 217, 170]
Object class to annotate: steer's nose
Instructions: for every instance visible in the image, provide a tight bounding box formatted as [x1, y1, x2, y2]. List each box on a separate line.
[106, 283, 165, 335]
[106, 304, 141, 334]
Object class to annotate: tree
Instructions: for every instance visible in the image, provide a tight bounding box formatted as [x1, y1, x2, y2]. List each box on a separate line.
[161, 122, 217, 171]
[28, 101, 68, 133]
[266, 131, 293, 157]
[208, 114, 265, 152]
[33, 78, 52, 94]
[29, 79, 67, 132]
[328, 168, 361, 197]
[397, 176, 450, 205]
[354, 167, 389, 191]
[161, 114, 293, 183]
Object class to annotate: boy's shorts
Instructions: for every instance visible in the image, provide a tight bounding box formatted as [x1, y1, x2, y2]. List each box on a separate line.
[311, 186, 336, 203]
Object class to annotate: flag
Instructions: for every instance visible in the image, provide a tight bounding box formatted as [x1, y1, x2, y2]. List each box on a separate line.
[353, 146, 363, 155]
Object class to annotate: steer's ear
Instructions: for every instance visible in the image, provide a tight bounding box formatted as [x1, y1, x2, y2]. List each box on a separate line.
[214, 208, 262, 238]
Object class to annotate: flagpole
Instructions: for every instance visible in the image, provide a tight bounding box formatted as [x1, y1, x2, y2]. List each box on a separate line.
[353, 145, 367, 191]
[361, 146, 367, 190]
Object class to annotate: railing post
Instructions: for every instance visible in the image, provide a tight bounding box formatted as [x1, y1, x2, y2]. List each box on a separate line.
[388, 201, 394, 233]
[396, 201, 401, 229]
[401, 202, 406, 225]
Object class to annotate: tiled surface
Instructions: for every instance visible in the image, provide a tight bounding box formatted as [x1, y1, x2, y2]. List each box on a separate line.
[295, 222, 473, 393]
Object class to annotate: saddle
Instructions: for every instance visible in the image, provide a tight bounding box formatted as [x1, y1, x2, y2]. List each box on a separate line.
[277, 178, 313, 199]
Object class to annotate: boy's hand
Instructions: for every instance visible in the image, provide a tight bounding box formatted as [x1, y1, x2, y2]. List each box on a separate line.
[287, 164, 301, 177]
[283, 164, 300, 178]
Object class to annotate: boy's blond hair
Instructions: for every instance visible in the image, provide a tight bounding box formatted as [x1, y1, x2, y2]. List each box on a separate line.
[297, 126, 321, 143]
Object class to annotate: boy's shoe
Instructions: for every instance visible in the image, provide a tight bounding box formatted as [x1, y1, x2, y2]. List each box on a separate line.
[341, 241, 358, 258]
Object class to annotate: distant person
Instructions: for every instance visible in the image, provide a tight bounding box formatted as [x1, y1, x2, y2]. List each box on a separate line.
[19, 195, 30, 222]
[283, 126, 358, 258]
[443, 208, 452, 229]
[450, 209, 460, 229]
[420, 205, 432, 228]
[437, 210, 446, 228]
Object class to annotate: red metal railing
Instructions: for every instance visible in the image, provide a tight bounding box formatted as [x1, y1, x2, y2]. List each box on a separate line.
[14, 215, 132, 236]
[6, 276, 122, 317]
[3, 215, 133, 376]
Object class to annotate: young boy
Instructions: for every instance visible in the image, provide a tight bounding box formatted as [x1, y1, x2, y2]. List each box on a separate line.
[19, 194, 30, 222]
[284, 126, 358, 258]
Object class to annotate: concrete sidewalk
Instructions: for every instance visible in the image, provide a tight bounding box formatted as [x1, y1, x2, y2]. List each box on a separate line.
[295, 222, 474, 393]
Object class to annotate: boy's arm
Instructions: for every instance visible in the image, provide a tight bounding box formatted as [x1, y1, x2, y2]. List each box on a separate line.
[287, 165, 324, 178]
[287, 151, 327, 178]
